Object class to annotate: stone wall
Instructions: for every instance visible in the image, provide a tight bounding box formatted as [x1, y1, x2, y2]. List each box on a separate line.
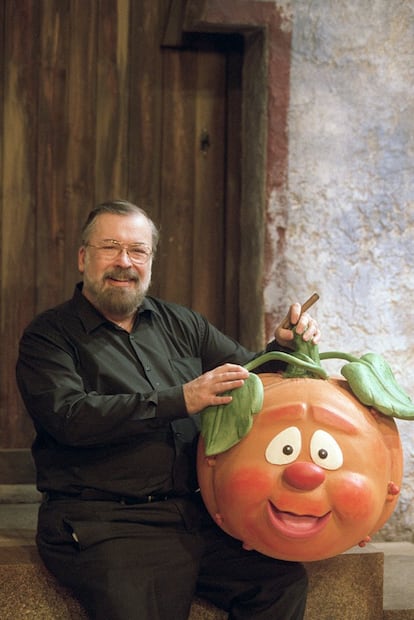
[263, 0, 414, 540]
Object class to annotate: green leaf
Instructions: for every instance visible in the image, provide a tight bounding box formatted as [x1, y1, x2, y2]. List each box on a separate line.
[200, 373, 264, 456]
[341, 352, 414, 419]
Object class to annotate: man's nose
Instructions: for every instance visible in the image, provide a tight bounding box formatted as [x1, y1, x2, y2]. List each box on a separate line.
[115, 248, 134, 266]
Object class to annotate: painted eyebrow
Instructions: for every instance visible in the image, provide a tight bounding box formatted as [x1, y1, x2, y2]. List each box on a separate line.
[262, 403, 307, 423]
[311, 405, 358, 434]
[261, 402, 358, 434]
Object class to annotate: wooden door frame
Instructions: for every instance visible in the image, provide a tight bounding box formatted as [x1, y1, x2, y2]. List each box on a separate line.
[164, 0, 291, 350]
[163, 3, 267, 350]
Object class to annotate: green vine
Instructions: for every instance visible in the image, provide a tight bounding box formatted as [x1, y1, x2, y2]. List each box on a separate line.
[200, 330, 414, 456]
[244, 332, 328, 379]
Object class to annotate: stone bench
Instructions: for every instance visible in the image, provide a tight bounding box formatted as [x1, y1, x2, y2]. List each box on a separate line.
[1, 453, 413, 618]
[0, 530, 386, 620]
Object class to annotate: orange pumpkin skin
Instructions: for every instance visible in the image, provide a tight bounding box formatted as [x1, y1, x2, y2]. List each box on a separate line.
[197, 374, 403, 562]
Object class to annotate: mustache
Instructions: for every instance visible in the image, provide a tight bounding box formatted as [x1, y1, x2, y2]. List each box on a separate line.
[104, 267, 139, 281]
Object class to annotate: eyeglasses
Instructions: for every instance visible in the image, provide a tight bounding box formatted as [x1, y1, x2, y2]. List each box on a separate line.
[86, 239, 152, 265]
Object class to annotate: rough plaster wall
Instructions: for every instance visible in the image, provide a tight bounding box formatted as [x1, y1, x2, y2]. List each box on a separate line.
[265, 1, 414, 540]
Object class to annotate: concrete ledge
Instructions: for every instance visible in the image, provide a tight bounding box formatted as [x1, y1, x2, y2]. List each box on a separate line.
[304, 552, 383, 620]
[0, 563, 227, 620]
[0, 532, 386, 620]
[0, 484, 42, 503]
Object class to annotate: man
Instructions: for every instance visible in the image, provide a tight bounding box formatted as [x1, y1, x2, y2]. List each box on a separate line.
[16, 200, 320, 620]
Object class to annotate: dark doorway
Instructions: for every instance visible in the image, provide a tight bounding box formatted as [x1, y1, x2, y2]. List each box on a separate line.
[152, 33, 244, 340]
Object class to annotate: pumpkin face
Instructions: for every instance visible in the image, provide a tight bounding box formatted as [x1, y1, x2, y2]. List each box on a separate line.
[197, 374, 403, 562]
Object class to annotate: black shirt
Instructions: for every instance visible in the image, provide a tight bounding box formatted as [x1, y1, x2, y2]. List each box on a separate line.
[16, 284, 283, 498]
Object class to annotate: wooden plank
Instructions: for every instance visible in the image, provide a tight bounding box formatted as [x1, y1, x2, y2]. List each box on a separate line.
[0, 0, 4, 243]
[36, 0, 70, 312]
[62, 0, 98, 298]
[239, 31, 266, 350]
[223, 47, 242, 340]
[192, 49, 226, 328]
[156, 48, 197, 308]
[95, 0, 130, 203]
[0, 0, 5, 447]
[128, 0, 167, 300]
[128, 0, 167, 218]
[162, 0, 187, 47]
[1, 0, 40, 446]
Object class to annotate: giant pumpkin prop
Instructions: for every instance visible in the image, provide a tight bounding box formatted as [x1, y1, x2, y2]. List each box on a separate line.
[197, 327, 413, 562]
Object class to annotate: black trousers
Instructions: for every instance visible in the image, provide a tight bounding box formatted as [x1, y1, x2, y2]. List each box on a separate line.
[37, 495, 308, 620]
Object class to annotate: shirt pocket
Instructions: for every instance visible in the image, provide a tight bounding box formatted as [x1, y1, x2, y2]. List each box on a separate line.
[169, 357, 202, 383]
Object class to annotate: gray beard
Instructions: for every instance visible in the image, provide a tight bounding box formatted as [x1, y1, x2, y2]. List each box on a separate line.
[83, 266, 150, 317]
[93, 286, 146, 317]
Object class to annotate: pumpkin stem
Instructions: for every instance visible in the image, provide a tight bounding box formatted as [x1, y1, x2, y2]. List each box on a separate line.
[283, 331, 326, 378]
[245, 333, 328, 380]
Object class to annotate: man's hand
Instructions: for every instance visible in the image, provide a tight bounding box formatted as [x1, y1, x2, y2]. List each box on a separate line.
[274, 302, 321, 349]
[183, 363, 249, 416]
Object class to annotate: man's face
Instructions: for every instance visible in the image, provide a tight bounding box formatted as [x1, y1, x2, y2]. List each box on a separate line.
[78, 212, 153, 319]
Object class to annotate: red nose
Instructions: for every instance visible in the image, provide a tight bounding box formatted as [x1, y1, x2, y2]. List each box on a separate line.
[283, 461, 326, 490]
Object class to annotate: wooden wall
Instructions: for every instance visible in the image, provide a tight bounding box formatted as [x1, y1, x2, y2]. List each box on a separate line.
[0, 0, 248, 448]
[0, 0, 289, 452]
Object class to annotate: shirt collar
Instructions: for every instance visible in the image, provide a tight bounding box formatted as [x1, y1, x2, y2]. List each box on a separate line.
[73, 282, 160, 334]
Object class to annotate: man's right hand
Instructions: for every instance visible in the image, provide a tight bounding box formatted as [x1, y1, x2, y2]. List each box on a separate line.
[183, 363, 249, 415]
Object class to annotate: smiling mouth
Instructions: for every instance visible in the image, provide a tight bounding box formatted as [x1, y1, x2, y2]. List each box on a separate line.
[106, 276, 137, 286]
[105, 268, 138, 284]
[267, 502, 331, 539]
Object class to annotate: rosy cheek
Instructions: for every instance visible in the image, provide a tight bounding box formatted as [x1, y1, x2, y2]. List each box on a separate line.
[218, 466, 274, 504]
[330, 474, 377, 520]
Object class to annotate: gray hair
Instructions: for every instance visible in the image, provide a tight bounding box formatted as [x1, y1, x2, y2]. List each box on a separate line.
[81, 200, 160, 253]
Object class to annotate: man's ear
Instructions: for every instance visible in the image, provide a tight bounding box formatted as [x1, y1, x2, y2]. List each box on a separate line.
[78, 246, 86, 273]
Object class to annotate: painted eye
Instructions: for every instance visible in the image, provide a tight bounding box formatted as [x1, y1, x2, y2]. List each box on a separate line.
[310, 430, 343, 470]
[265, 426, 302, 465]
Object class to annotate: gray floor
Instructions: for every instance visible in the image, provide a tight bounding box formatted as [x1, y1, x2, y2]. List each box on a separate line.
[372, 541, 414, 611]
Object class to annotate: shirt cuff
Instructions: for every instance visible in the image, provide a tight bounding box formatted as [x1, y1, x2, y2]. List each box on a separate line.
[155, 385, 188, 419]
